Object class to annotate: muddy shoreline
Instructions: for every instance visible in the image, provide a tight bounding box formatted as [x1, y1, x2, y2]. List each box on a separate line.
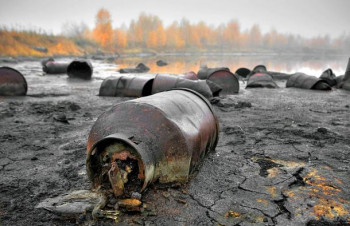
[1, 60, 350, 225]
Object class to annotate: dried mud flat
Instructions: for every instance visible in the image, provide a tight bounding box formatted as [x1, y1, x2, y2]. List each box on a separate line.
[1, 61, 350, 225]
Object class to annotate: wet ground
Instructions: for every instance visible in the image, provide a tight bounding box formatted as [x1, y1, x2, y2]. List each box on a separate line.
[0, 59, 350, 225]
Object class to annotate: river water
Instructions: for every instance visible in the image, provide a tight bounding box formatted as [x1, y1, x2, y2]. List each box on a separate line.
[1, 54, 348, 96]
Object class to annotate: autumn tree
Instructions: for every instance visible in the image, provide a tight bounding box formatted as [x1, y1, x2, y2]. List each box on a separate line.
[93, 8, 113, 51]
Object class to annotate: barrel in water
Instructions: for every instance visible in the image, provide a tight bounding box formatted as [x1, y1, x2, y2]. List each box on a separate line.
[67, 60, 93, 80]
[0, 67, 27, 96]
[86, 89, 219, 197]
[99, 74, 155, 97]
[197, 67, 239, 95]
[286, 73, 331, 90]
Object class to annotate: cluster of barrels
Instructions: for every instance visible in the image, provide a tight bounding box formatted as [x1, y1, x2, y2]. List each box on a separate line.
[235, 59, 350, 91]
[0, 58, 93, 96]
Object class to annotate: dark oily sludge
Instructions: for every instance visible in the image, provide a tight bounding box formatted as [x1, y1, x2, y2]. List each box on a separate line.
[286, 73, 331, 90]
[197, 67, 239, 95]
[0, 67, 27, 96]
[87, 89, 219, 199]
[99, 74, 155, 97]
[151, 73, 221, 98]
[67, 60, 93, 80]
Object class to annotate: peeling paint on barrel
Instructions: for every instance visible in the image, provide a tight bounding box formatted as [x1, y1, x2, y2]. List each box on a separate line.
[87, 89, 219, 197]
[0, 67, 27, 96]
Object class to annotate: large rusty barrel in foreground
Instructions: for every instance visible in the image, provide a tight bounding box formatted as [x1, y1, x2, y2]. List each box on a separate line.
[286, 73, 331, 90]
[151, 73, 220, 98]
[67, 60, 93, 80]
[0, 67, 27, 96]
[197, 67, 239, 95]
[43, 61, 69, 74]
[87, 89, 219, 197]
[99, 74, 155, 97]
[246, 72, 278, 88]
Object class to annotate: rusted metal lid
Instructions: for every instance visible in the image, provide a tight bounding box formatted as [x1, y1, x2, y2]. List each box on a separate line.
[0, 67, 27, 96]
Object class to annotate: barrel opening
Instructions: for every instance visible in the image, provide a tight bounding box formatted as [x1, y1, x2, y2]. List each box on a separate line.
[141, 79, 154, 96]
[88, 139, 145, 198]
[67, 61, 92, 79]
[235, 68, 251, 78]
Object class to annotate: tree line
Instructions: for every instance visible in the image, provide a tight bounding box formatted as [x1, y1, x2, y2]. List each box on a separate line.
[62, 8, 350, 54]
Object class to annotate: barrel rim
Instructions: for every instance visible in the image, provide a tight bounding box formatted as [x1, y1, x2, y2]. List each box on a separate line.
[0, 66, 28, 94]
[87, 133, 154, 192]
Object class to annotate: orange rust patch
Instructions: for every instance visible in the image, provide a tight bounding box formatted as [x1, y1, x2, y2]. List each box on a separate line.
[225, 210, 242, 218]
[267, 167, 281, 178]
[267, 186, 277, 198]
[257, 198, 269, 206]
[118, 199, 142, 207]
[284, 167, 350, 221]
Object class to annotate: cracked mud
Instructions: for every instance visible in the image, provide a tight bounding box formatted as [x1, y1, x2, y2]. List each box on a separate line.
[0, 62, 350, 225]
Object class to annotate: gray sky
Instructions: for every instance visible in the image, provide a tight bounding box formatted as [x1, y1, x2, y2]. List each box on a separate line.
[0, 0, 349, 38]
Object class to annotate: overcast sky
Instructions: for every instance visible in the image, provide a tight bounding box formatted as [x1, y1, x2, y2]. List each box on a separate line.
[0, 0, 349, 38]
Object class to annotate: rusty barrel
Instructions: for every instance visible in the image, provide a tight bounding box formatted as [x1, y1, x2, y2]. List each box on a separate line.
[86, 89, 219, 196]
[320, 69, 337, 87]
[197, 67, 239, 95]
[286, 73, 331, 90]
[0, 67, 27, 96]
[67, 60, 93, 80]
[246, 72, 278, 88]
[43, 61, 69, 74]
[99, 74, 155, 97]
[151, 73, 217, 98]
[182, 71, 198, 80]
[252, 65, 267, 73]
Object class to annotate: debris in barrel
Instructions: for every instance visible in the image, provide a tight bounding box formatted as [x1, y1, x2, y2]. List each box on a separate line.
[0, 66, 27, 96]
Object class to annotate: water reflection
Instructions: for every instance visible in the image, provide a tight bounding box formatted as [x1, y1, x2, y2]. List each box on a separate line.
[114, 55, 347, 76]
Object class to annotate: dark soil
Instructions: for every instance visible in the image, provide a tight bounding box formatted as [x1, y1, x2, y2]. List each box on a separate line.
[1, 60, 350, 225]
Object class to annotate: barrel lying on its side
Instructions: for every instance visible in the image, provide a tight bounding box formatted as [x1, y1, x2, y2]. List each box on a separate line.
[0, 67, 27, 96]
[197, 67, 239, 95]
[87, 89, 219, 197]
[43, 62, 69, 74]
[246, 72, 279, 88]
[99, 74, 155, 97]
[286, 73, 331, 90]
[151, 73, 220, 98]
